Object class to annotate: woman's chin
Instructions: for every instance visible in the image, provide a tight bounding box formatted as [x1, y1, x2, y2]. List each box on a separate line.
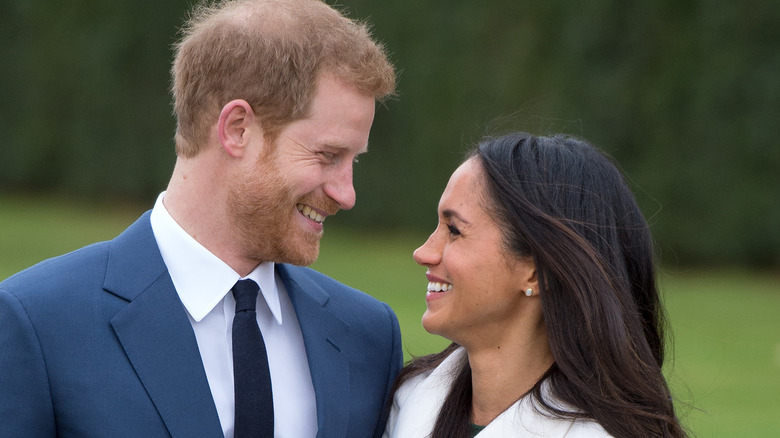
[421, 312, 449, 339]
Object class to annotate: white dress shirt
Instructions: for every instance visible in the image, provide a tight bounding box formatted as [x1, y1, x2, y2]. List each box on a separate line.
[150, 192, 318, 438]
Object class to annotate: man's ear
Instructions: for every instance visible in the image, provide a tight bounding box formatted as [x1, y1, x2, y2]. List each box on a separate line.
[217, 99, 258, 158]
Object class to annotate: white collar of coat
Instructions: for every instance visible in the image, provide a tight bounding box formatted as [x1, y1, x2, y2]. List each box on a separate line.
[388, 347, 611, 437]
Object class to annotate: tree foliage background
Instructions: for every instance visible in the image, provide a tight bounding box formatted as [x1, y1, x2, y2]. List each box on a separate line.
[1, 0, 778, 268]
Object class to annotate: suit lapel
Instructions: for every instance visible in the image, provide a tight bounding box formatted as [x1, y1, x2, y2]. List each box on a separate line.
[278, 264, 351, 438]
[105, 212, 223, 438]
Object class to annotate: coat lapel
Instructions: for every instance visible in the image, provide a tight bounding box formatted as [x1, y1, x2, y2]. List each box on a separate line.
[278, 264, 351, 438]
[105, 212, 223, 438]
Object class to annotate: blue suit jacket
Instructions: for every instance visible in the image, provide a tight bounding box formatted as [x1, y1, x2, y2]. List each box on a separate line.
[0, 212, 402, 437]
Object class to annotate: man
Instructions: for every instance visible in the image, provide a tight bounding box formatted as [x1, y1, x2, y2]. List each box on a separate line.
[0, 1, 401, 437]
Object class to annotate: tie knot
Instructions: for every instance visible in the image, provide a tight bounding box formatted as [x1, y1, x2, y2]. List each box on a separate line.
[233, 279, 259, 313]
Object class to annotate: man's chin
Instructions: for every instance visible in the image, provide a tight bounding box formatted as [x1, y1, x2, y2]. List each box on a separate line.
[279, 241, 320, 266]
[284, 255, 319, 267]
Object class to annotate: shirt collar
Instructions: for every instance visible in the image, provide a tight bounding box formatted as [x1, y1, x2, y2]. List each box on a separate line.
[149, 192, 283, 324]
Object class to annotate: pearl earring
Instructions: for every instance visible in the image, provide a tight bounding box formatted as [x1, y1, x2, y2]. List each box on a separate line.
[525, 288, 533, 296]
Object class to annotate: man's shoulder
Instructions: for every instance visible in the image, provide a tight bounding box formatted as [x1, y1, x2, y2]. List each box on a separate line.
[1, 240, 112, 294]
[0, 211, 152, 302]
[277, 263, 395, 317]
[0, 241, 115, 325]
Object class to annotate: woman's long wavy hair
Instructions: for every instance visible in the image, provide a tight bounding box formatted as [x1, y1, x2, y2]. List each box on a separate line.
[393, 132, 687, 438]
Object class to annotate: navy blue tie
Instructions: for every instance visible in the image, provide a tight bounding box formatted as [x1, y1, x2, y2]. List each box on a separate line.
[232, 279, 274, 438]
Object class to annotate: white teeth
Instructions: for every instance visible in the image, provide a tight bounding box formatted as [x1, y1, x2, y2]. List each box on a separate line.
[297, 204, 324, 223]
[427, 282, 452, 292]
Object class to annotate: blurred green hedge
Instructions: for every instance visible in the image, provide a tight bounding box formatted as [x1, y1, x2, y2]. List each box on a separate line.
[2, 0, 778, 268]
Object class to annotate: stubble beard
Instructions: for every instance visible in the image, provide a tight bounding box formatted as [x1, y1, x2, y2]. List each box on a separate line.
[227, 157, 322, 267]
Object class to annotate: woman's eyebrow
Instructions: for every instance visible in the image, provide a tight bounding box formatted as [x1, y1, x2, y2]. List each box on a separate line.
[442, 209, 471, 225]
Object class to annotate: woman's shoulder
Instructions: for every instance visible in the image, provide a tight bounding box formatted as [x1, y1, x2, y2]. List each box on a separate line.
[383, 347, 467, 438]
[394, 346, 466, 404]
[562, 419, 613, 437]
[481, 387, 614, 438]
[485, 407, 613, 438]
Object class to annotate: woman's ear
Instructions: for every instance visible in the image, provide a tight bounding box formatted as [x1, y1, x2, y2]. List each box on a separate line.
[521, 260, 539, 297]
[217, 99, 258, 158]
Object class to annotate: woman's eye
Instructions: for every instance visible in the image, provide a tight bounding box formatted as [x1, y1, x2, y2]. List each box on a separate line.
[447, 224, 461, 236]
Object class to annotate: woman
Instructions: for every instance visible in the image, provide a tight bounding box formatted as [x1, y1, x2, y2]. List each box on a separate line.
[384, 132, 687, 437]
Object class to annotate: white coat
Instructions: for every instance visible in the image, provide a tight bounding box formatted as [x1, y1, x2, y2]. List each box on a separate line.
[383, 347, 613, 438]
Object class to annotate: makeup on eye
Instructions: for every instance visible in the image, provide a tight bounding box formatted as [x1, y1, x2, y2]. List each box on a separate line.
[440, 209, 470, 237]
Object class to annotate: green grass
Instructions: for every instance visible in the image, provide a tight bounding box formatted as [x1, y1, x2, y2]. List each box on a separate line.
[659, 271, 780, 437]
[1, 194, 778, 437]
[0, 193, 146, 279]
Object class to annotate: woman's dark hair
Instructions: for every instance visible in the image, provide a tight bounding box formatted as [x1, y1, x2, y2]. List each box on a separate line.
[394, 133, 687, 438]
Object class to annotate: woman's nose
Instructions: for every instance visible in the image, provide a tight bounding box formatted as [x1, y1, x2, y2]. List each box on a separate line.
[412, 231, 441, 266]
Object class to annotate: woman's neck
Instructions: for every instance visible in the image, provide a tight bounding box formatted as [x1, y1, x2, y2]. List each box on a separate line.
[466, 325, 554, 426]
